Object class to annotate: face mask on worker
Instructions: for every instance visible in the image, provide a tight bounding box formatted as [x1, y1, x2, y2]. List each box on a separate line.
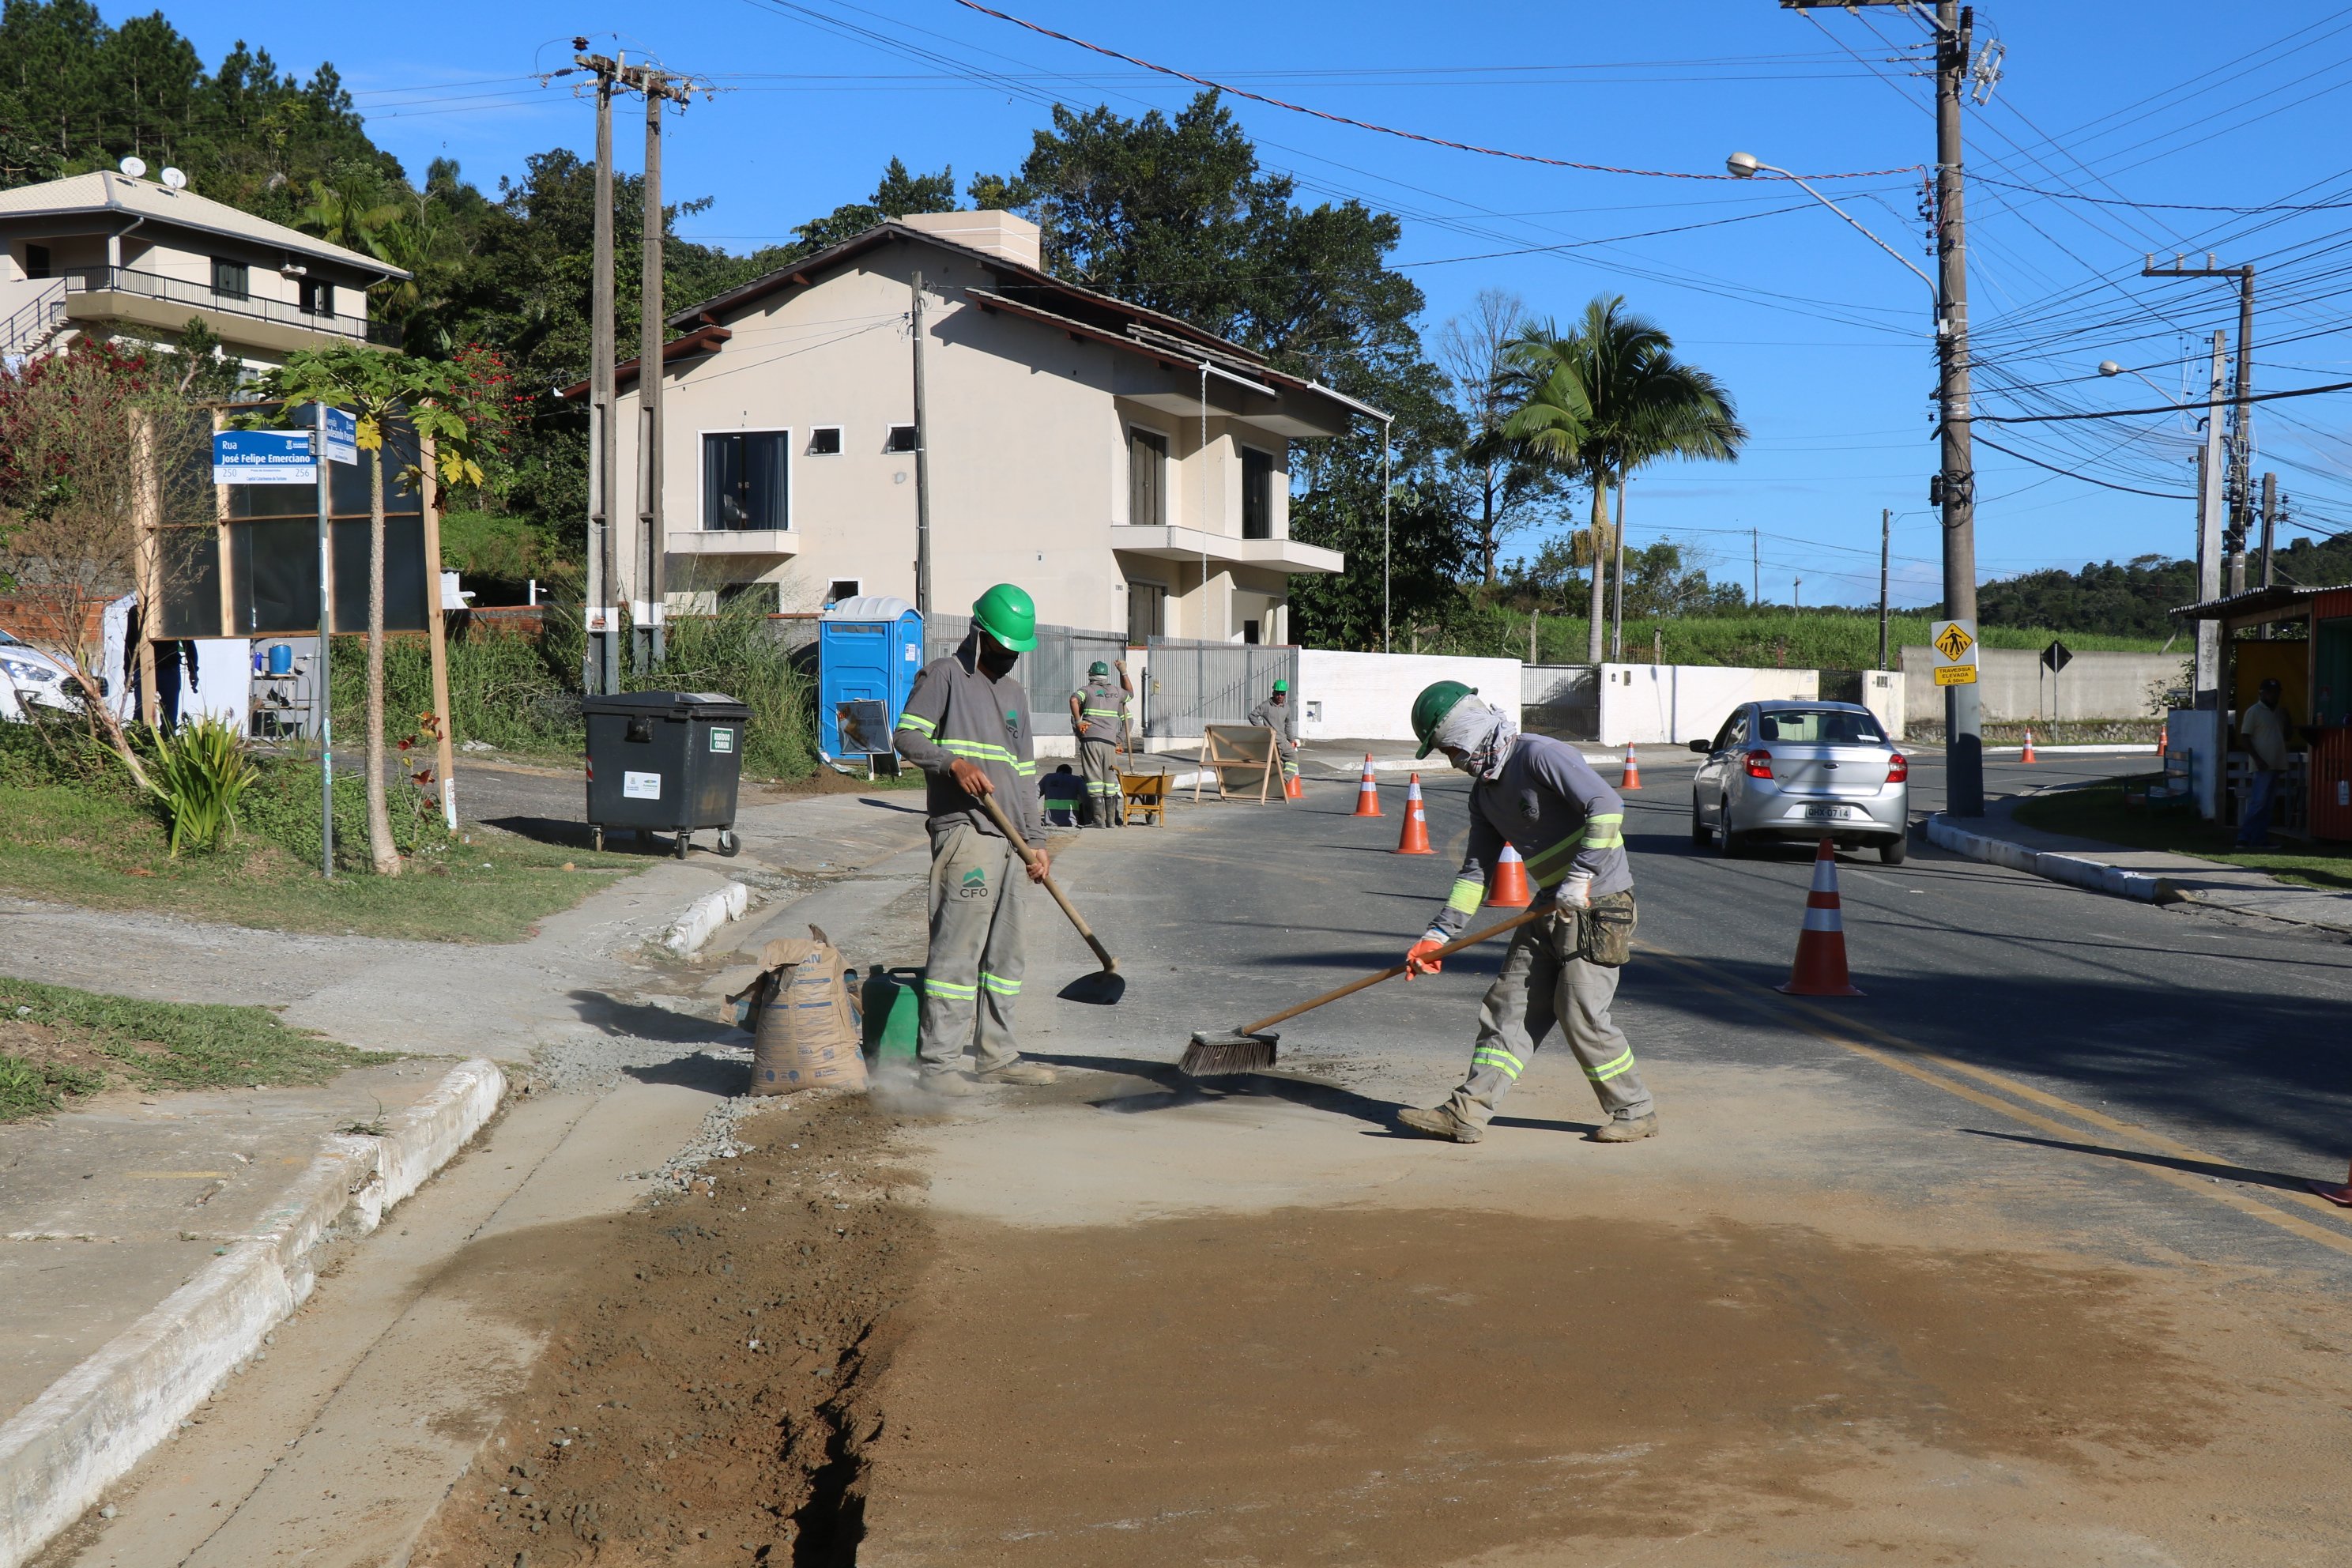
[975, 632, 1019, 679]
[1430, 697, 1517, 782]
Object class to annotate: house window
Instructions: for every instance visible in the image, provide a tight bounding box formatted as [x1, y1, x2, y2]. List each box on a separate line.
[807, 426, 842, 455]
[884, 424, 918, 454]
[702, 431, 789, 530]
[298, 277, 334, 318]
[826, 579, 861, 605]
[211, 259, 249, 300]
[1129, 428, 1168, 527]
[718, 581, 778, 612]
[24, 244, 51, 279]
[1241, 446, 1274, 539]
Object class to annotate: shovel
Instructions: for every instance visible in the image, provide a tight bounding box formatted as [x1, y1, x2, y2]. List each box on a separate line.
[1181, 904, 1551, 1076]
[975, 793, 1125, 1005]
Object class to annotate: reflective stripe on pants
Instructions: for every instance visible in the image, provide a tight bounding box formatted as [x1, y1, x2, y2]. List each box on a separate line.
[1446, 910, 1653, 1125]
[1080, 738, 1121, 824]
[921, 822, 1028, 1072]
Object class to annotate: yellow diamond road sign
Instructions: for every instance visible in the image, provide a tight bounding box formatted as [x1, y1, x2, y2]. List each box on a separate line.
[1933, 622, 1975, 662]
[1930, 618, 1979, 686]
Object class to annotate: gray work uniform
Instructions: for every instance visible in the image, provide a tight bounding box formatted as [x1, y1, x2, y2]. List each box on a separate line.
[1422, 734, 1650, 1126]
[894, 637, 1044, 1075]
[1075, 676, 1127, 825]
[1247, 697, 1298, 778]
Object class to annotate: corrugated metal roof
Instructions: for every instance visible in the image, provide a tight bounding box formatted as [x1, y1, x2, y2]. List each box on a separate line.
[0, 171, 406, 279]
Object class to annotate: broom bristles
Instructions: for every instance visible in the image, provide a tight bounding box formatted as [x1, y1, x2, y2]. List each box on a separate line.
[1178, 1034, 1278, 1077]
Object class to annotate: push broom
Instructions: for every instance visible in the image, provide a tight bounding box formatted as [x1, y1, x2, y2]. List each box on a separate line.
[1181, 904, 1550, 1076]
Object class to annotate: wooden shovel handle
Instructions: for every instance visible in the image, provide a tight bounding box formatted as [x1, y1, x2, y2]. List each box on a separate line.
[1235, 904, 1551, 1038]
[976, 791, 1118, 974]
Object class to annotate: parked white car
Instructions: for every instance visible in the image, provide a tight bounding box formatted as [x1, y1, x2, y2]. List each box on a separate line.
[1689, 700, 1912, 863]
[0, 628, 81, 720]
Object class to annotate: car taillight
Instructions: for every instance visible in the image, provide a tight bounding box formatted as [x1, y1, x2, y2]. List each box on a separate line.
[1744, 749, 1774, 780]
[1886, 752, 1909, 783]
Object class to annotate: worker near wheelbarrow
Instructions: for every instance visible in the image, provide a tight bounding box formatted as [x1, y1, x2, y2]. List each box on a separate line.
[1394, 681, 1656, 1144]
[1067, 658, 1131, 827]
[891, 583, 1058, 1093]
[1246, 680, 1299, 791]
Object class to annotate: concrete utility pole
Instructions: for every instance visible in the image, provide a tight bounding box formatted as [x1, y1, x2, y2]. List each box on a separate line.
[630, 66, 696, 672]
[2259, 472, 2278, 591]
[1878, 507, 1891, 671]
[2144, 255, 2256, 601]
[2192, 332, 2226, 697]
[1932, 0, 1984, 816]
[1751, 526, 1759, 607]
[910, 269, 933, 616]
[573, 40, 620, 698]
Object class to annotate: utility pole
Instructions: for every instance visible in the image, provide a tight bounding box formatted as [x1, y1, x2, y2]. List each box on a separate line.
[1878, 507, 1890, 670]
[2192, 331, 2226, 697]
[1932, 0, 1983, 816]
[2143, 254, 2256, 601]
[910, 269, 933, 616]
[1751, 526, 1759, 607]
[573, 40, 620, 696]
[629, 66, 695, 672]
[2259, 471, 2278, 591]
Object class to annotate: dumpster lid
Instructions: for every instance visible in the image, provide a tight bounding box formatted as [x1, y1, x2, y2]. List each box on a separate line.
[581, 690, 751, 720]
[821, 594, 917, 623]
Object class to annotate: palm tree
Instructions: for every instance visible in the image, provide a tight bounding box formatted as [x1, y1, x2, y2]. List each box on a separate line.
[1502, 297, 1747, 662]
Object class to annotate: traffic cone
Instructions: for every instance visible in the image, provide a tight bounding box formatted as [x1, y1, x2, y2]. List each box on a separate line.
[1777, 837, 1864, 997]
[1621, 743, 1643, 790]
[1487, 842, 1532, 907]
[1283, 766, 1304, 801]
[1396, 773, 1434, 854]
[1351, 755, 1383, 817]
[2021, 729, 2038, 764]
[2315, 1159, 2352, 1207]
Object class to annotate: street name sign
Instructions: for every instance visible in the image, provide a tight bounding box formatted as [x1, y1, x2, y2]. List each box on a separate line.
[323, 406, 359, 466]
[1930, 618, 1979, 687]
[212, 430, 315, 484]
[2041, 639, 2072, 673]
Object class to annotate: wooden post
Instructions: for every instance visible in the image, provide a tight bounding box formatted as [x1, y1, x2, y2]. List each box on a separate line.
[130, 407, 160, 728]
[419, 435, 458, 831]
[212, 408, 236, 639]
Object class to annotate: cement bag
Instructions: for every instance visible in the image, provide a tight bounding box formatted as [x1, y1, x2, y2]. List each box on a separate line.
[745, 925, 868, 1095]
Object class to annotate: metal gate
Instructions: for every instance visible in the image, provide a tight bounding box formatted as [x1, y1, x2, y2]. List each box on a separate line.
[1140, 637, 1298, 744]
[922, 612, 1128, 729]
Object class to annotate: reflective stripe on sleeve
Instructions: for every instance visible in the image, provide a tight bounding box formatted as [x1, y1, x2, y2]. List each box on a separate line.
[896, 713, 937, 735]
[1446, 877, 1486, 914]
[1582, 812, 1625, 849]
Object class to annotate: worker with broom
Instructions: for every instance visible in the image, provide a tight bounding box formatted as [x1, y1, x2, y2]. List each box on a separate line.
[1393, 680, 1656, 1144]
[1247, 679, 1300, 792]
[1068, 658, 1131, 827]
[891, 583, 1059, 1094]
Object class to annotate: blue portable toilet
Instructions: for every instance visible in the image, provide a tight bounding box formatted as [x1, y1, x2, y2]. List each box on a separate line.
[817, 596, 925, 759]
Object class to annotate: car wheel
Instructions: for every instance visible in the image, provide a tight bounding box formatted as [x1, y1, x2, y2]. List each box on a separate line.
[1690, 802, 1710, 846]
[1716, 822, 1746, 859]
[1880, 835, 1908, 865]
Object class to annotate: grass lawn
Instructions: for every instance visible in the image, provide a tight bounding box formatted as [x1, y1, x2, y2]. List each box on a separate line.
[0, 976, 394, 1122]
[2011, 775, 2352, 895]
[0, 780, 644, 944]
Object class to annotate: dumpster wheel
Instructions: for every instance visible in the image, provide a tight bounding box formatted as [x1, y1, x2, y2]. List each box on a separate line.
[591, 826, 604, 853]
[715, 827, 741, 858]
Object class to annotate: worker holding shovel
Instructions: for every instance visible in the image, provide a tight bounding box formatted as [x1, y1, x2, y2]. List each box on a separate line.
[892, 583, 1058, 1093]
[1068, 658, 1131, 827]
[1393, 681, 1657, 1145]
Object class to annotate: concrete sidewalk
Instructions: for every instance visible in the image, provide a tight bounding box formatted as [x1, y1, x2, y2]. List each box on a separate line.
[1927, 793, 2352, 935]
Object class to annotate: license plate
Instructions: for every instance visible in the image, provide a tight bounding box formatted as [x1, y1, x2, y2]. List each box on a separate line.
[1801, 804, 1855, 820]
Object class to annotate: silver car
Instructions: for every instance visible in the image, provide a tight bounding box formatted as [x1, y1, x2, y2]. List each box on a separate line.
[1688, 701, 1910, 862]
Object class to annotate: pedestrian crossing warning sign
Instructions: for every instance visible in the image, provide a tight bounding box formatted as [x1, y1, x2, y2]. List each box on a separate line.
[1930, 619, 1979, 686]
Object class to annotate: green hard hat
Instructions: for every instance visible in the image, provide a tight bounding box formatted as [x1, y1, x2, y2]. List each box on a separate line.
[1272, 679, 1288, 693]
[1089, 660, 1111, 677]
[1411, 680, 1476, 759]
[971, 582, 1038, 653]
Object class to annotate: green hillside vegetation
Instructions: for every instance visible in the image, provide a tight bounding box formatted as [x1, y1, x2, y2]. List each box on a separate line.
[1420, 605, 2166, 669]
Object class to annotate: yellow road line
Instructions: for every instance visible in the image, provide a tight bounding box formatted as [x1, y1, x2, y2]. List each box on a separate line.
[1638, 940, 2352, 1261]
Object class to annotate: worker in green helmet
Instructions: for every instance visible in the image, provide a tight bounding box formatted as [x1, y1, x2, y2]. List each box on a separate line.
[1068, 657, 1132, 826]
[891, 583, 1057, 1093]
[1393, 679, 1656, 1145]
[1246, 678, 1299, 790]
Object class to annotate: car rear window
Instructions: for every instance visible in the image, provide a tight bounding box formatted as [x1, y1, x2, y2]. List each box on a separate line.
[1756, 709, 1886, 744]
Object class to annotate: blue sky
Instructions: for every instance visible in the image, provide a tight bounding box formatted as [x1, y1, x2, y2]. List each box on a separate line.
[157, 0, 2352, 608]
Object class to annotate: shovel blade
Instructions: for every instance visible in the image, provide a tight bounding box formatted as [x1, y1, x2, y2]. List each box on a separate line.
[1057, 969, 1126, 1007]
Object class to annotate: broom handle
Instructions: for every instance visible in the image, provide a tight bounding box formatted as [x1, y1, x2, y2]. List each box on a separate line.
[977, 791, 1119, 974]
[1236, 904, 1551, 1037]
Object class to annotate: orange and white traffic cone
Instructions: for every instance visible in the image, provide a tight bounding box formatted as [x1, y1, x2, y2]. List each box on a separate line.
[1621, 742, 1643, 790]
[2314, 1159, 2352, 1207]
[1777, 837, 1864, 997]
[2155, 718, 2167, 759]
[1351, 755, 1384, 817]
[1283, 765, 1304, 801]
[2021, 729, 2038, 764]
[1487, 842, 1532, 907]
[1396, 773, 1434, 854]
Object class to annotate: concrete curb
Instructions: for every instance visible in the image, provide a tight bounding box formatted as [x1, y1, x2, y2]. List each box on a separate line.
[1986, 743, 2162, 756]
[662, 880, 750, 956]
[1924, 814, 2177, 903]
[0, 1058, 508, 1568]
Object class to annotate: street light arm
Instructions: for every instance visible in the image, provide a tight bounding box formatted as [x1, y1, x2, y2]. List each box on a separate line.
[1755, 159, 1939, 300]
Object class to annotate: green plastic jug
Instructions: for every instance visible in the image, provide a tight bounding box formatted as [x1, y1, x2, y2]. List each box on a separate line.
[859, 967, 923, 1063]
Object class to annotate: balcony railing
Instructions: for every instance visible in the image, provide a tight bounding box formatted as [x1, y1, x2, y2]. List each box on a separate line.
[50, 265, 398, 347]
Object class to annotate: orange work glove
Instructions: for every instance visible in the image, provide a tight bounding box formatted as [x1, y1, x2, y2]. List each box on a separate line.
[1404, 935, 1446, 979]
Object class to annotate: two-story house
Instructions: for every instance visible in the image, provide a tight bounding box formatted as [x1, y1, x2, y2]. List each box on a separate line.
[0, 163, 403, 367]
[586, 210, 1379, 644]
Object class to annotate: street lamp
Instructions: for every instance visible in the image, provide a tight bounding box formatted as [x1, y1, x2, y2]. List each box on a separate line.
[2097, 358, 2188, 410]
[1727, 152, 1936, 299]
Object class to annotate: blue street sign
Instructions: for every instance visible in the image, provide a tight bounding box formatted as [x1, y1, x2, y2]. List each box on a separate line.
[323, 405, 359, 466]
[212, 430, 316, 485]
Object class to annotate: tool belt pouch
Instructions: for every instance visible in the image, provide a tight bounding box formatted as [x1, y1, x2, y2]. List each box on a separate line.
[1575, 891, 1638, 968]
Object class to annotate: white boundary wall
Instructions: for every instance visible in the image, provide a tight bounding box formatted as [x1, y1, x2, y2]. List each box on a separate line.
[1296, 650, 1521, 742]
[1596, 664, 1819, 748]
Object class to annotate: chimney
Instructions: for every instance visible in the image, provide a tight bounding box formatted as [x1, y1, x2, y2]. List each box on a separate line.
[898, 210, 1041, 270]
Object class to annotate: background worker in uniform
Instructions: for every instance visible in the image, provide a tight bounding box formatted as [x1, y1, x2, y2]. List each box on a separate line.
[1247, 679, 1299, 791]
[1394, 680, 1657, 1145]
[1068, 658, 1132, 827]
[892, 583, 1058, 1094]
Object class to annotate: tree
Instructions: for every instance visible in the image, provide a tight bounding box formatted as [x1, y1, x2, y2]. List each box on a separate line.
[1502, 297, 1745, 661]
[248, 348, 481, 876]
[1434, 289, 1566, 582]
[790, 158, 957, 254]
